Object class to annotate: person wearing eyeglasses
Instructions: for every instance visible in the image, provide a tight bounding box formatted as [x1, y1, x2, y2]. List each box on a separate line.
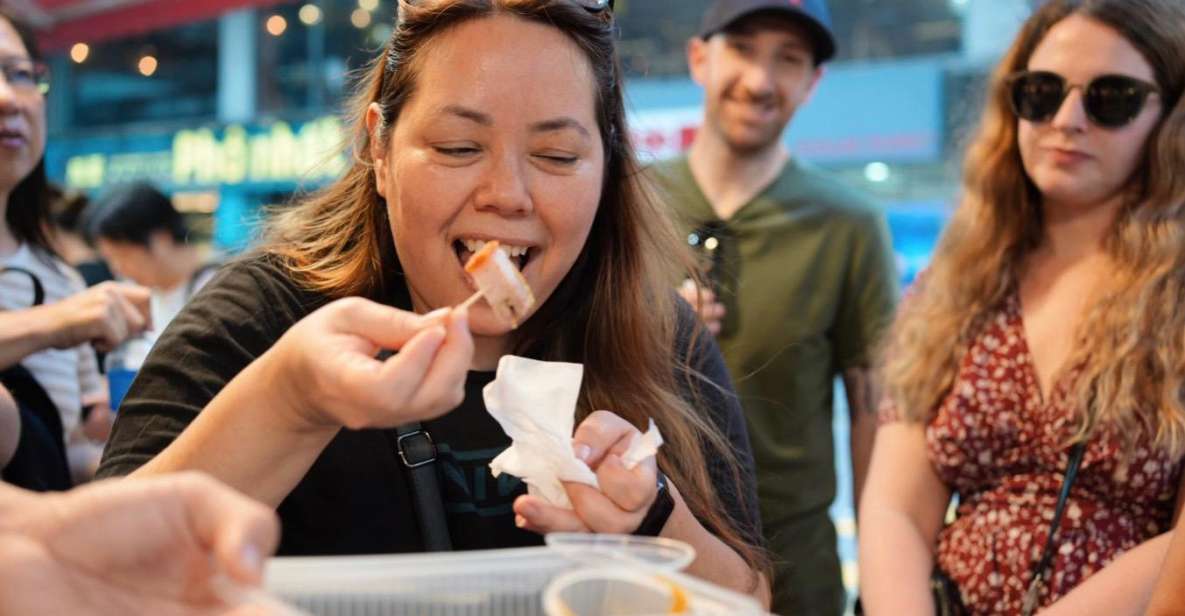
[97, 0, 770, 603]
[0, 9, 151, 490]
[652, 0, 899, 613]
[859, 1, 1185, 614]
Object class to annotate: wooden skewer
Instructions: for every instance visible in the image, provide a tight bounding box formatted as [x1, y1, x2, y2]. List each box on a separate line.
[458, 289, 484, 311]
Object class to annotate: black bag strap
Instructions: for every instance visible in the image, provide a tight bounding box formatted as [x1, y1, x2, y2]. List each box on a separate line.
[393, 422, 453, 551]
[1022, 442, 1087, 616]
[0, 267, 71, 491]
[1, 266, 45, 307]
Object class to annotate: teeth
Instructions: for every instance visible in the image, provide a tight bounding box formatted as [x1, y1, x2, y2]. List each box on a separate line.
[459, 239, 529, 259]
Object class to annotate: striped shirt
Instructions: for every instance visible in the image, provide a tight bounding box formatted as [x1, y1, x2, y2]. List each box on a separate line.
[0, 244, 103, 436]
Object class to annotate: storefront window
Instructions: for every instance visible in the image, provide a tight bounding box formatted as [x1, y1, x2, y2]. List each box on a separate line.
[64, 19, 218, 129]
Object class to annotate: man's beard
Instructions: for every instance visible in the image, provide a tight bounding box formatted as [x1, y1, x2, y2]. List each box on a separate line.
[721, 121, 783, 157]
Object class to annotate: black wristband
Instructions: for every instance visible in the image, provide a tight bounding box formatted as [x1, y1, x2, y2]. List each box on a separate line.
[633, 470, 675, 537]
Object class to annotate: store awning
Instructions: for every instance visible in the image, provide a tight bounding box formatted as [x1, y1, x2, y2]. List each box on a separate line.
[13, 0, 293, 52]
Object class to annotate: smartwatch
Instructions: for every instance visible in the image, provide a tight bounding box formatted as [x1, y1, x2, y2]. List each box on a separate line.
[632, 470, 675, 537]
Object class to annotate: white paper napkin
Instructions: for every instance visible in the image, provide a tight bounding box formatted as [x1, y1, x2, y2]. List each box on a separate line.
[484, 355, 666, 510]
[485, 356, 597, 508]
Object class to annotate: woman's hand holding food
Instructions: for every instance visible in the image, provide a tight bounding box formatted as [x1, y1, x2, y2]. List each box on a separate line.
[262, 297, 473, 433]
[513, 410, 666, 534]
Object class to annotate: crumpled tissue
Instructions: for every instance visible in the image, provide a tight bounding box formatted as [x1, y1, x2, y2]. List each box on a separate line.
[485, 355, 664, 509]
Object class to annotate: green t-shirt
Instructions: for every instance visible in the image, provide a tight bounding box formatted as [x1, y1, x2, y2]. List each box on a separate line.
[655, 156, 899, 526]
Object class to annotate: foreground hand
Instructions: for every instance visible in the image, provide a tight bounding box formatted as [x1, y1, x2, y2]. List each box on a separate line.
[46, 281, 152, 353]
[514, 410, 661, 534]
[0, 473, 280, 615]
[267, 297, 473, 432]
[677, 279, 725, 335]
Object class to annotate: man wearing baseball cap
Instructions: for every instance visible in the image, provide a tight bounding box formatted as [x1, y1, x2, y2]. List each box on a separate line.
[655, 1, 898, 613]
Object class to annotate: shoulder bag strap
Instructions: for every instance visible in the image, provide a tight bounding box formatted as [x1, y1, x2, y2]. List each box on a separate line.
[1021, 442, 1087, 616]
[393, 422, 453, 551]
[1, 266, 45, 307]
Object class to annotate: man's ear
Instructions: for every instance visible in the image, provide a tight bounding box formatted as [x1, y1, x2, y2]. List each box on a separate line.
[365, 102, 388, 198]
[687, 36, 710, 87]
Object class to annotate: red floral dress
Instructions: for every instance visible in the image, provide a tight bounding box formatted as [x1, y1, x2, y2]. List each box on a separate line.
[884, 291, 1183, 614]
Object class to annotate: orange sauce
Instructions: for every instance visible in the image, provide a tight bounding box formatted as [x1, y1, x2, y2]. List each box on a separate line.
[661, 577, 689, 613]
[463, 240, 499, 273]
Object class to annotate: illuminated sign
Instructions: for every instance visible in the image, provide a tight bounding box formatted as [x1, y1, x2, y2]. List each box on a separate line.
[63, 116, 348, 190]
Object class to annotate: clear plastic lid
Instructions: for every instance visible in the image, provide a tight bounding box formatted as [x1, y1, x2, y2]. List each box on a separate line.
[542, 567, 688, 616]
[544, 533, 696, 572]
[542, 566, 768, 616]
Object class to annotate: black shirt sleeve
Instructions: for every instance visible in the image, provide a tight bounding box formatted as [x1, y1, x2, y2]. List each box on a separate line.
[673, 300, 764, 550]
[97, 255, 326, 479]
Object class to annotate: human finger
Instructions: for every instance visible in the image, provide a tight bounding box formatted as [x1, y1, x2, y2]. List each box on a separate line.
[571, 410, 638, 469]
[564, 481, 643, 535]
[176, 473, 280, 586]
[594, 453, 658, 513]
[513, 495, 589, 534]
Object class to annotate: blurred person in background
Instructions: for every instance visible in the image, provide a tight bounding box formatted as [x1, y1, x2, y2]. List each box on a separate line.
[0, 8, 150, 489]
[653, 0, 898, 613]
[860, 0, 1185, 614]
[98, 0, 771, 603]
[87, 182, 221, 333]
[48, 185, 113, 288]
[86, 182, 221, 406]
[0, 472, 280, 615]
[52, 188, 113, 286]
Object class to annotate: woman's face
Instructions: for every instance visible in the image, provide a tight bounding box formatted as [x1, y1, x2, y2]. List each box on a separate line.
[369, 14, 604, 338]
[1017, 14, 1161, 211]
[0, 18, 44, 197]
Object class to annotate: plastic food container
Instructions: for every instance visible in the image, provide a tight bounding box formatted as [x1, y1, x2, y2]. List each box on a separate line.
[264, 536, 767, 616]
[267, 546, 570, 616]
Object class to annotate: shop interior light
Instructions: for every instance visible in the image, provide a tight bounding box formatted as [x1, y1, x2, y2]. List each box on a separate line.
[138, 55, 158, 77]
[266, 14, 288, 36]
[351, 8, 372, 28]
[864, 161, 891, 183]
[358, 0, 379, 11]
[298, 4, 322, 26]
[369, 23, 394, 45]
[70, 43, 89, 64]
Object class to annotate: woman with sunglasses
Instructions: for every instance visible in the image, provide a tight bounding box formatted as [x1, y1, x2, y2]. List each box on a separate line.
[98, 0, 769, 601]
[0, 9, 150, 489]
[859, 0, 1185, 614]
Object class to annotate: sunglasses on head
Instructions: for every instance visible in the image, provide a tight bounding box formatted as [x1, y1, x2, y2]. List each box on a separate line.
[1006, 70, 1160, 129]
[576, 0, 612, 11]
[406, 0, 612, 11]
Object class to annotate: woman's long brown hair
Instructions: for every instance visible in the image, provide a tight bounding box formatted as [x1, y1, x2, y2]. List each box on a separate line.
[881, 0, 1185, 458]
[262, 0, 768, 583]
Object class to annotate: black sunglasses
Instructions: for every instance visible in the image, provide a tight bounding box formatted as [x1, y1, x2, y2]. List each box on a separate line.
[1007, 70, 1160, 129]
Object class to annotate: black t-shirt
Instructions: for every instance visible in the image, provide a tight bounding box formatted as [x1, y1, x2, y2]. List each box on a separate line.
[98, 254, 762, 556]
